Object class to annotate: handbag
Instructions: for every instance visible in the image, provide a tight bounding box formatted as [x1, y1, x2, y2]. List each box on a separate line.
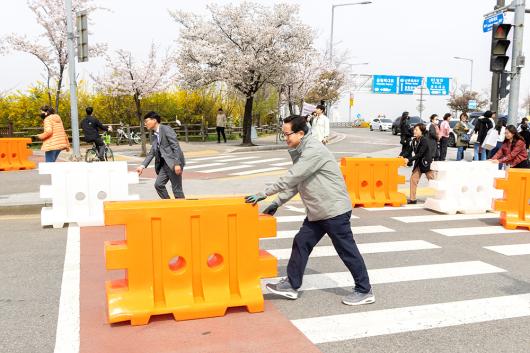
[460, 133, 470, 143]
[469, 132, 478, 145]
[482, 128, 499, 150]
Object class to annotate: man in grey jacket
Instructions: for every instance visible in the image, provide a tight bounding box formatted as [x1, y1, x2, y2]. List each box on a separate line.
[245, 115, 374, 306]
[136, 111, 185, 199]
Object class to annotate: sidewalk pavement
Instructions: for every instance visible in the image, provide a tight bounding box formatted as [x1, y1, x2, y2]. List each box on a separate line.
[0, 132, 345, 214]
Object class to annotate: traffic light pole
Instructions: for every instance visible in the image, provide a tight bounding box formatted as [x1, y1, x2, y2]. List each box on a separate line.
[508, 0, 526, 126]
[491, 0, 505, 114]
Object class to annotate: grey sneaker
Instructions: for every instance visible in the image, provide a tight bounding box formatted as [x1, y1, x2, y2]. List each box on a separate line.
[342, 289, 375, 306]
[265, 277, 299, 300]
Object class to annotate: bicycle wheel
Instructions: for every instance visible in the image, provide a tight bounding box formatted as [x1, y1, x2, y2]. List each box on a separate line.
[278, 132, 286, 142]
[132, 133, 141, 144]
[104, 147, 114, 161]
[85, 148, 99, 162]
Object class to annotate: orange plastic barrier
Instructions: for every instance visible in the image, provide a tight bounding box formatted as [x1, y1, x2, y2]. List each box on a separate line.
[340, 157, 407, 208]
[494, 168, 530, 230]
[103, 198, 277, 325]
[0, 138, 36, 171]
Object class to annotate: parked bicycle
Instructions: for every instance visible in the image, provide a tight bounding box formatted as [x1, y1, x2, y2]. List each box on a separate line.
[116, 122, 141, 145]
[85, 132, 114, 162]
[277, 118, 286, 142]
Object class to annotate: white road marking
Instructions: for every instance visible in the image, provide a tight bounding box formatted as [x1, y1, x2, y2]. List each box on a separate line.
[184, 163, 225, 170]
[197, 165, 254, 173]
[292, 293, 530, 344]
[363, 204, 425, 211]
[242, 158, 285, 164]
[262, 261, 505, 292]
[216, 156, 260, 162]
[393, 213, 499, 223]
[275, 214, 359, 223]
[271, 226, 395, 240]
[285, 205, 305, 213]
[53, 225, 80, 353]
[432, 226, 527, 237]
[268, 240, 439, 260]
[484, 243, 530, 256]
[271, 162, 293, 167]
[230, 167, 285, 176]
[188, 155, 230, 161]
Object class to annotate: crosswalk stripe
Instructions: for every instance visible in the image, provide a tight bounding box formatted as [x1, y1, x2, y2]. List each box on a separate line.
[261, 261, 505, 292]
[271, 162, 292, 167]
[431, 226, 527, 237]
[242, 158, 285, 164]
[216, 156, 260, 162]
[188, 155, 230, 161]
[363, 204, 425, 211]
[271, 226, 395, 240]
[484, 243, 530, 256]
[276, 214, 359, 223]
[230, 167, 286, 176]
[292, 293, 530, 344]
[393, 213, 499, 223]
[197, 165, 254, 173]
[268, 240, 439, 260]
[184, 163, 225, 170]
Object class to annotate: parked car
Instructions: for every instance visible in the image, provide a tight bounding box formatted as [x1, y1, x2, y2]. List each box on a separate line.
[391, 116, 425, 135]
[370, 118, 393, 131]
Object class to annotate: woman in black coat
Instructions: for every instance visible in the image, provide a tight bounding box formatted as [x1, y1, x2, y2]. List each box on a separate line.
[399, 111, 413, 162]
[407, 123, 435, 204]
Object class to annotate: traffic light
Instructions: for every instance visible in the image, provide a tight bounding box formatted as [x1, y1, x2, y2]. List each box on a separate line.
[76, 11, 88, 62]
[499, 72, 510, 99]
[490, 24, 512, 72]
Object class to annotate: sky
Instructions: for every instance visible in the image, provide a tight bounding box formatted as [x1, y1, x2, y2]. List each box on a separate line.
[1, 0, 529, 122]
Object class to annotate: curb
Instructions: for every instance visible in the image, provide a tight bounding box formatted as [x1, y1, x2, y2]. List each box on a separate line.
[0, 203, 44, 215]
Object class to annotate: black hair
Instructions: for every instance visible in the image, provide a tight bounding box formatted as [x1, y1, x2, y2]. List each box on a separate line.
[143, 111, 161, 123]
[40, 105, 55, 115]
[316, 104, 326, 113]
[506, 125, 524, 146]
[459, 112, 468, 121]
[442, 113, 451, 120]
[429, 114, 438, 122]
[484, 111, 493, 118]
[414, 123, 426, 135]
[218, 108, 223, 112]
[495, 119, 504, 133]
[283, 115, 309, 134]
[86, 106, 93, 115]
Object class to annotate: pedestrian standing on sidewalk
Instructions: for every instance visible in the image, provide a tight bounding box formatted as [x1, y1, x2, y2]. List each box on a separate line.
[454, 113, 470, 161]
[136, 111, 186, 199]
[517, 117, 528, 132]
[311, 105, 330, 145]
[37, 105, 70, 163]
[473, 111, 494, 161]
[488, 120, 506, 158]
[216, 108, 227, 143]
[520, 124, 530, 152]
[399, 111, 413, 163]
[439, 113, 451, 161]
[244, 115, 374, 306]
[491, 125, 529, 169]
[407, 123, 435, 204]
[428, 114, 441, 161]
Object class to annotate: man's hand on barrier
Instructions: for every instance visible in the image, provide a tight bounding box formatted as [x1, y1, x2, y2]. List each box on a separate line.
[245, 192, 266, 205]
[262, 202, 279, 216]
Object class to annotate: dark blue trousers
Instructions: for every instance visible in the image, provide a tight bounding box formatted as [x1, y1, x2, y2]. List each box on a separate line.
[287, 211, 372, 293]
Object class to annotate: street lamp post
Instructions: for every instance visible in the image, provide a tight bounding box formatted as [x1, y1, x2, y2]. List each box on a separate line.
[330, 2, 372, 64]
[348, 62, 369, 123]
[454, 56, 474, 92]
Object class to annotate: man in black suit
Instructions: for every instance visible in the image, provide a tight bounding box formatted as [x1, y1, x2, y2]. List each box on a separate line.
[136, 111, 185, 199]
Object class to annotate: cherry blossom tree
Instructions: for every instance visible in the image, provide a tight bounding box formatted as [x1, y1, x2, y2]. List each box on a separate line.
[92, 44, 176, 156]
[172, 2, 314, 145]
[2, 0, 105, 112]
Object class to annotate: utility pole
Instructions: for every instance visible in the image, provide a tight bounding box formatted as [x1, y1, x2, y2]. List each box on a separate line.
[417, 85, 426, 120]
[508, 0, 526, 125]
[491, 0, 506, 113]
[65, 0, 81, 159]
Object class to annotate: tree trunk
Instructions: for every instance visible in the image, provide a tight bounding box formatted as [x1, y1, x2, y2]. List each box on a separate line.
[241, 95, 254, 146]
[134, 94, 147, 157]
[54, 66, 65, 113]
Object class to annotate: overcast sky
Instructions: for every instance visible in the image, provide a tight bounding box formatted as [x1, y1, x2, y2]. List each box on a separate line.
[1, 0, 529, 121]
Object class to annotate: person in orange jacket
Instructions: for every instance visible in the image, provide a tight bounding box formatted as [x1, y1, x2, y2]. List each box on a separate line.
[37, 105, 70, 162]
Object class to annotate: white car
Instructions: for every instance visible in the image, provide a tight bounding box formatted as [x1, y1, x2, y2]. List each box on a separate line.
[370, 118, 393, 131]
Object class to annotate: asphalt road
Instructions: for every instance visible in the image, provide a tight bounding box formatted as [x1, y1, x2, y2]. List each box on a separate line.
[2, 127, 529, 353]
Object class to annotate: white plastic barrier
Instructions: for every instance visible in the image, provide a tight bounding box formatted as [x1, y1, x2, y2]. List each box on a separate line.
[424, 161, 505, 215]
[39, 161, 139, 228]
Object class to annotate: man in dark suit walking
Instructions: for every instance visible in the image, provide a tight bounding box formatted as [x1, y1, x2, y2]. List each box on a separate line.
[136, 111, 186, 199]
